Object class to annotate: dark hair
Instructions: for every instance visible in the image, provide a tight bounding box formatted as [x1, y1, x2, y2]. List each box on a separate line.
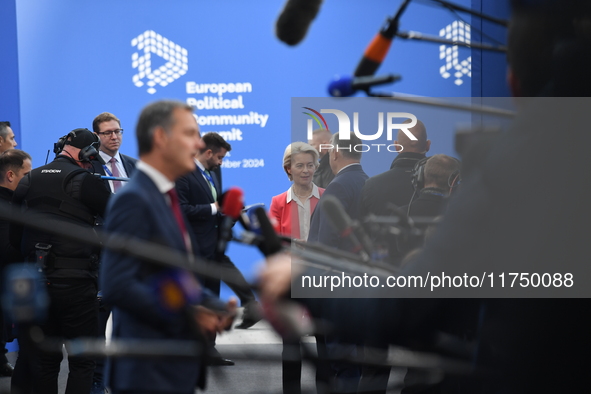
[0, 149, 32, 179]
[509, 0, 591, 96]
[330, 132, 363, 160]
[424, 154, 461, 190]
[201, 132, 231, 154]
[0, 122, 12, 138]
[92, 112, 121, 133]
[136, 100, 194, 156]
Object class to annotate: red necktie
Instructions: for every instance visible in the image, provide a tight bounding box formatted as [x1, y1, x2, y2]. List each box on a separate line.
[109, 157, 122, 193]
[167, 188, 191, 251]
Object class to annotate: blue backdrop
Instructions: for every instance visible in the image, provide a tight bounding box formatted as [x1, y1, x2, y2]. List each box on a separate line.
[0, 0, 509, 300]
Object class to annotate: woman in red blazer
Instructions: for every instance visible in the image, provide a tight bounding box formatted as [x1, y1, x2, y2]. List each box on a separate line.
[269, 141, 325, 394]
[269, 141, 325, 241]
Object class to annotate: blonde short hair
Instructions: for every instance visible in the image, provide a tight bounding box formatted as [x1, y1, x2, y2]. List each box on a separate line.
[282, 141, 319, 180]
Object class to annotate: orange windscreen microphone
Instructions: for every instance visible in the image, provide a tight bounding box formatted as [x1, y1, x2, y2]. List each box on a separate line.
[354, 0, 412, 77]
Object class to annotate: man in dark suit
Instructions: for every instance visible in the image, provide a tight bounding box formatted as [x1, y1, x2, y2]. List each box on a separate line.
[308, 132, 368, 250]
[90, 112, 137, 193]
[176, 132, 259, 363]
[100, 100, 235, 394]
[360, 120, 430, 217]
[89, 112, 139, 394]
[308, 132, 368, 394]
[0, 149, 31, 382]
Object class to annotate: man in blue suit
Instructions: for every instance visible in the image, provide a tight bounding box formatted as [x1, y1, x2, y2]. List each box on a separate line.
[100, 100, 235, 394]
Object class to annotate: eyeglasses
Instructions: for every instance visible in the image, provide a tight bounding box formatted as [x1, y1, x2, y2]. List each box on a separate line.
[96, 129, 124, 136]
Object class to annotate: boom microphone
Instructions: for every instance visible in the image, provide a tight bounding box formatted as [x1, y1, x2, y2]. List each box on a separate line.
[354, 0, 412, 77]
[276, 0, 323, 46]
[216, 187, 244, 255]
[328, 74, 401, 97]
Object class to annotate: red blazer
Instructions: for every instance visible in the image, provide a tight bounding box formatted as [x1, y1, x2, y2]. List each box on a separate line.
[269, 185, 325, 239]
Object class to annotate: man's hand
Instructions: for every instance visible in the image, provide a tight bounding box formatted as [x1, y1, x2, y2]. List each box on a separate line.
[258, 253, 295, 302]
[194, 297, 238, 339]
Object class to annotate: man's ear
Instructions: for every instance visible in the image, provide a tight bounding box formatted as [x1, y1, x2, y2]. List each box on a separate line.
[205, 149, 213, 159]
[152, 126, 168, 149]
[332, 149, 340, 161]
[6, 170, 15, 184]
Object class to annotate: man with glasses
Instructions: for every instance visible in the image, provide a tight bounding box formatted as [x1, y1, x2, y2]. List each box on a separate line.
[90, 112, 138, 394]
[91, 112, 137, 194]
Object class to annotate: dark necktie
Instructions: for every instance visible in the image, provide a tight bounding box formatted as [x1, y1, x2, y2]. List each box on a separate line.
[166, 188, 191, 251]
[109, 157, 122, 193]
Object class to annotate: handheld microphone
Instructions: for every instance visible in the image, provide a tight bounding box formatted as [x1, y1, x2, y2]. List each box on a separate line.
[239, 203, 266, 233]
[276, 0, 323, 46]
[216, 187, 244, 255]
[354, 0, 412, 77]
[321, 195, 373, 262]
[253, 207, 283, 256]
[328, 74, 401, 97]
[151, 269, 203, 314]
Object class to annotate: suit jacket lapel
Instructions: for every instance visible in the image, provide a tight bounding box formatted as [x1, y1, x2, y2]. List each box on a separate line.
[121, 155, 136, 177]
[192, 169, 215, 203]
[138, 171, 187, 252]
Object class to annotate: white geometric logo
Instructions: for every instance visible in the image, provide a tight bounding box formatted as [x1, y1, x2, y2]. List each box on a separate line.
[131, 30, 188, 94]
[439, 21, 471, 86]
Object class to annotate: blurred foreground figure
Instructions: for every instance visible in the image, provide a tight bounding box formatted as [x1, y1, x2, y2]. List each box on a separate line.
[100, 100, 235, 394]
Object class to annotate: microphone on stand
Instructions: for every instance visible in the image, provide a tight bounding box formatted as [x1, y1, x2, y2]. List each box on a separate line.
[354, 0, 412, 77]
[328, 74, 401, 97]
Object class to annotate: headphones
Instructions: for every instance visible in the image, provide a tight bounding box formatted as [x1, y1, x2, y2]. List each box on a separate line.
[411, 157, 429, 191]
[53, 129, 100, 162]
[53, 131, 76, 156]
[411, 156, 462, 193]
[78, 133, 100, 162]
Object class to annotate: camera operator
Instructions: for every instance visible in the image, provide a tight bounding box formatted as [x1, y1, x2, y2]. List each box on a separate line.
[10, 128, 111, 394]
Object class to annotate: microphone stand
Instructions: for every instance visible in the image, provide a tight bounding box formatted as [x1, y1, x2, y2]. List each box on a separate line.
[395, 30, 507, 53]
[367, 92, 516, 118]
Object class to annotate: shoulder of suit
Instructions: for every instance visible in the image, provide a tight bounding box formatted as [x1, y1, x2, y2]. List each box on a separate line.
[121, 154, 138, 163]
